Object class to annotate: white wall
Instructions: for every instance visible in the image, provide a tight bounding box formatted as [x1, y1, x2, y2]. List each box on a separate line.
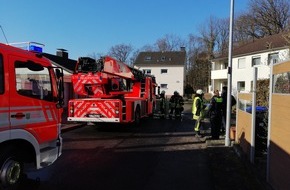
[211, 48, 289, 94]
[140, 66, 184, 96]
[232, 49, 288, 92]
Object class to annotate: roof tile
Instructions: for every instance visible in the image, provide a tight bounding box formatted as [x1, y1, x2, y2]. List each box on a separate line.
[134, 51, 186, 66]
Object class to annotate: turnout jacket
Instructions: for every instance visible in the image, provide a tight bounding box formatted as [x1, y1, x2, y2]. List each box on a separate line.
[192, 96, 204, 120]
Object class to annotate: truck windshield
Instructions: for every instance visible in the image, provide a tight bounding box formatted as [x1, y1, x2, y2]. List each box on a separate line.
[76, 57, 103, 73]
[15, 61, 53, 101]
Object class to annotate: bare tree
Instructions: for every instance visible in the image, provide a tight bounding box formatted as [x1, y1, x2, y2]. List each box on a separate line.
[199, 16, 219, 59]
[194, 16, 220, 90]
[108, 43, 133, 64]
[234, 12, 258, 44]
[187, 52, 210, 91]
[154, 34, 185, 51]
[139, 44, 155, 52]
[185, 34, 211, 92]
[129, 49, 140, 65]
[186, 34, 206, 69]
[248, 0, 290, 37]
[186, 34, 201, 88]
[216, 18, 230, 55]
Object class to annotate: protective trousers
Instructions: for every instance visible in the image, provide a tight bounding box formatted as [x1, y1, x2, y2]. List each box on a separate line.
[210, 115, 222, 139]
[194, 116, 202, 132]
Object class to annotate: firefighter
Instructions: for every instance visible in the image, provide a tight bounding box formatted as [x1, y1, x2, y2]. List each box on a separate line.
[192, 89, 205, 137]
[159, 90, 166, 118]
[208, 89, 223, 139]
[221, 86, 236, 133]
[169, 91, 184, 119]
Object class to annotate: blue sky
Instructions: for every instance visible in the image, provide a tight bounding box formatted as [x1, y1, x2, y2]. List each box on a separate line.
[1, 0, 248, 60]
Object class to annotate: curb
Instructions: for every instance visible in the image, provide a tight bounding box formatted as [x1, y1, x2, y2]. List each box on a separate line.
[205, 138, 225, 147]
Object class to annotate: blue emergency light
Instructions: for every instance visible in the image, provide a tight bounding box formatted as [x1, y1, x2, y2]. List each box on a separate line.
[9, 42, 44, 53]
[29, 45, 43, 53]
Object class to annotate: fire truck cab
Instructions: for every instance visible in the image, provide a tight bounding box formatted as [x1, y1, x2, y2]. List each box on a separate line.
[0, 42, 64, 188]
[68, 56, 157, 125]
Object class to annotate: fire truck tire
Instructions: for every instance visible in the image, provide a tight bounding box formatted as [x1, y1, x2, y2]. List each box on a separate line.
[0, 147, 24, 189]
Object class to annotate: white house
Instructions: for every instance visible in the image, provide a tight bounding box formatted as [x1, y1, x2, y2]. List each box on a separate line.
[211, 33, 290, 95]
[134, 48, 186, 97]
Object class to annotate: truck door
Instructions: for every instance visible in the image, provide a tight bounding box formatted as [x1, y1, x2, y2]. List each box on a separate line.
[0, 53, 10, 137]
[9, 55, 60, 143]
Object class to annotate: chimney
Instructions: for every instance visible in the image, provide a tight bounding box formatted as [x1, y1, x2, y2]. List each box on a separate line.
[56, 48, 68, 59]
[180, 46, 186, 52]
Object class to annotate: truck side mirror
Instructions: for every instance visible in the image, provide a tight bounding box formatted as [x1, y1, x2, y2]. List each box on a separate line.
[53, 67, 64, 108]
[56, 78, 64, 108]
[55, 69, 63, 79]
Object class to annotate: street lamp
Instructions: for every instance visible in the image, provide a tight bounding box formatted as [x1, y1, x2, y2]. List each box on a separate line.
[225, 0, 234, 146]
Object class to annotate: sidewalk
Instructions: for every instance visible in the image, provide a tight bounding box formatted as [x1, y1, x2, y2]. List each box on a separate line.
[194, 116, 273, 190]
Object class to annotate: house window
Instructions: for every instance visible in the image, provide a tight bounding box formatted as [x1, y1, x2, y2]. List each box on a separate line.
[144, 69, 151, 74]
[160, 84, 168, 89]
[161, 69, 167, 74]
[268, 53, 279, 65]
[238, 58, 245, 69]
[144, 56, 152, 61]
[273, 72, 290, 94]
[237, 81, 245, 92]
[161, 56, 166, 61]
[252, 57, 261, 67]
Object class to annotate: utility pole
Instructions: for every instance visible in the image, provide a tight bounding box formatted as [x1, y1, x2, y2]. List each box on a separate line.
[250, 67, 257, 163]
[225, 0, 234, 147]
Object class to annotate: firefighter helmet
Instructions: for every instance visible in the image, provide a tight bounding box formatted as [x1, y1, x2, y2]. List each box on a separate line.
[196, 89, 204, 95]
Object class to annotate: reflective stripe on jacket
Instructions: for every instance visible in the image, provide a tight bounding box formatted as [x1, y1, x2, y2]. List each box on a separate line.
[209, 96, 223, 118]
[214, 97, 223, 103]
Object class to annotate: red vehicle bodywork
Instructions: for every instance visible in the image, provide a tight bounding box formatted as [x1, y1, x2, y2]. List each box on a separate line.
[68, 56, 157, 124]
[0, 42, 64, 188]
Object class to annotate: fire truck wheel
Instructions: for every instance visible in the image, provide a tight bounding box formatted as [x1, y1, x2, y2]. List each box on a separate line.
[0, 147, 23, 188]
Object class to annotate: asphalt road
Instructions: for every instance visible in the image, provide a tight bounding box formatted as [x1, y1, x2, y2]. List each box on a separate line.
[19, 103, 216, 190]
[15, 102, 271, 190]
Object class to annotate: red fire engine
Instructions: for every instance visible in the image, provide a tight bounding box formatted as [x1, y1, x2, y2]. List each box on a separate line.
[68, 56, 157, 125]
[0, 42, 64, 188]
